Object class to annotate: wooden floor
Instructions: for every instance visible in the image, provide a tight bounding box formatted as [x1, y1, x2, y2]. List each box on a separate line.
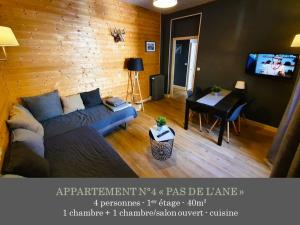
[106, 90, 275, 178]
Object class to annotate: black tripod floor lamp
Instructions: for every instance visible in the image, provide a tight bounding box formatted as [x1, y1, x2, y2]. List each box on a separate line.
[126, 58, 144, 111]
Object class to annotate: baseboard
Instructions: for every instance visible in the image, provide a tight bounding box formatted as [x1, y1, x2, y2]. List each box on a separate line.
[143, 96, 152, 103]
[135, 96, 152, 104]
[173, 85, 186, 90]
[245, 119, 278, 133]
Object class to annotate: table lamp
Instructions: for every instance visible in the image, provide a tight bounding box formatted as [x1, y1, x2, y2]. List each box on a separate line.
[291, 34, 300, 48]
[235, 81, 246, 90]
[291, 34, 300, 81]
[0, 26, 19, 60]
[126, 58, 144, 111]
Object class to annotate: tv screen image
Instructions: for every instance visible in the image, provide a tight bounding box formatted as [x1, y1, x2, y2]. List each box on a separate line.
[246, 53, 298, 78]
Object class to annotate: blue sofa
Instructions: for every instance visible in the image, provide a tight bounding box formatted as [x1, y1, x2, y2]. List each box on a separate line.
[42, 104, 138, 177]
[4, 88, 138, 177]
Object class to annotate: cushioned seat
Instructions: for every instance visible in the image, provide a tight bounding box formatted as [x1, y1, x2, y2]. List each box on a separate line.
[45, 126, 137, 178]
[42, 105, 137, 139]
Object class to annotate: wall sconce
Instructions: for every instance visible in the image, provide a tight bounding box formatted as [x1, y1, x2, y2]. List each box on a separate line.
[0, 26, 19, 60]
[110, 27, 126, 43]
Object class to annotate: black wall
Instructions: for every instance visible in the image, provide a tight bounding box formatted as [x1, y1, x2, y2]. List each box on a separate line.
[161, 14, 200, 92]
[161, 0, 300, 127]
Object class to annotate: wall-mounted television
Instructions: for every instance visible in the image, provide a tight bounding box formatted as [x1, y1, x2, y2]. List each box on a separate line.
[246, 53, 299, 78]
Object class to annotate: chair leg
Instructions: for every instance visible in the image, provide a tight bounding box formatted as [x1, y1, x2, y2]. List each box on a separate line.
[120, 122, 127, 130]
[238, 116, 241, 133]
[227, 121, 230, 143]
[199, 113, 202, 132]
[208, 119, 219, 133]
[205, 114, 209, 123]
[189, 111, 192, 119]
[232, 121, 239, 135]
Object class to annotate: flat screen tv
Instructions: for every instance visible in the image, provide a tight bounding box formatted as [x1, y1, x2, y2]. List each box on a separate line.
[246, 53, 298, 78]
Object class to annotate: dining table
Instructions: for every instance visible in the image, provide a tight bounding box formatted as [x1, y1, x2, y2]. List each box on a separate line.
[184, 88, 245, 146]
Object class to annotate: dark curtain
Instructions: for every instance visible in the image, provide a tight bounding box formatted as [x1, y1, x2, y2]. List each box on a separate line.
[268, 74, 300, 177]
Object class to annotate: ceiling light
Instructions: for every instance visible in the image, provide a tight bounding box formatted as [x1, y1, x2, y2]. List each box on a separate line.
[153, 0, 178, 9]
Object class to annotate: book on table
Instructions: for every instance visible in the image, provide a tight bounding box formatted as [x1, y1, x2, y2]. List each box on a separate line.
[150, 125, 174, 142]
[104, 101, 132, 112]
[105, 97, 125, 107]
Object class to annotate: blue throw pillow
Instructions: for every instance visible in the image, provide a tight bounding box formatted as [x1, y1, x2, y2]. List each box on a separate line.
[80, 88, 102, 108]
[22, 90, 63, 121]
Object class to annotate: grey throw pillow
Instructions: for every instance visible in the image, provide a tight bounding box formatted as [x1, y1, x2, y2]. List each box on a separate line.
[22, 90, 63, 121]
[7, 104, 44, 136]
[12, 129, 45, 158]
[3, 142, 50, 178]
[61, 94, 85, 114]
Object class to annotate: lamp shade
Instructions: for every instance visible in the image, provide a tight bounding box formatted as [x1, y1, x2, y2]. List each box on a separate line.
[235, 81, 246, 90]
[127, 58, 144, 71]
[291, 34, 300, 47]
[0, 26, 19, 46]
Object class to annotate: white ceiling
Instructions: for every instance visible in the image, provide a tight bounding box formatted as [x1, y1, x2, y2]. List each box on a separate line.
[122, 0, 214, 14]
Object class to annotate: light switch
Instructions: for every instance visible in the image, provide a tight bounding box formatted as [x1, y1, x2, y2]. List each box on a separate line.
[196, 67, 201, 71]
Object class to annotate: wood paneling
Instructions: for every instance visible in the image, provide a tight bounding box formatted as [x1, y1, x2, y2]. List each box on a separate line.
[0, 63, 11, 167]
[0, 0, 161, 168]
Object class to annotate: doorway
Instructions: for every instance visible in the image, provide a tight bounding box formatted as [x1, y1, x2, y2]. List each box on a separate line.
[170, 36, 198, 97]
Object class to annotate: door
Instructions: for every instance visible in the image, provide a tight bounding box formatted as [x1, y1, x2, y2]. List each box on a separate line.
[173, 40, 190, 88]
[186, 39, 198, 90]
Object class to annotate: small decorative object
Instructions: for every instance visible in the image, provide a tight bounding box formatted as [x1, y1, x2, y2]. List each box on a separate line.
[156, 116, 167, 131]
[110, 27, 126, 43]
[145, 41, 156, 52]
[211, 85, 222, 96]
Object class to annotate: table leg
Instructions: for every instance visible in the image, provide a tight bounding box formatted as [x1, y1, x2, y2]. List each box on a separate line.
[218, 115, 227, 146]
[184, 101, 189, 130]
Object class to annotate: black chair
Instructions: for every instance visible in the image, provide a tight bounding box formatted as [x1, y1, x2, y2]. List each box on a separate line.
[186, 86, 209, 132]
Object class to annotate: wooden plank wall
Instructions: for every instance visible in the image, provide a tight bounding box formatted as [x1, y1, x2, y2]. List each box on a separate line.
[0, 63, 11, 166]
[0, 0, 161, 168]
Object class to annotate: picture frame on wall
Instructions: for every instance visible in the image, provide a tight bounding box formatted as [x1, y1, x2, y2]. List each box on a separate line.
[145, 41, 156, 52]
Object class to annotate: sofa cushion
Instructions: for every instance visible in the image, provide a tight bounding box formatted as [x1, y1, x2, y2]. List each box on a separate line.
[42, 105, 137, 139]
[12, 129, 44, 158]
[45, 126, 137, 177]
[7, 104, 44, 136]
[80, 88, 102, 108]
[61, 94, 85, 114]
[22, 90, 63, 121]
[3, 142, 50, 178]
